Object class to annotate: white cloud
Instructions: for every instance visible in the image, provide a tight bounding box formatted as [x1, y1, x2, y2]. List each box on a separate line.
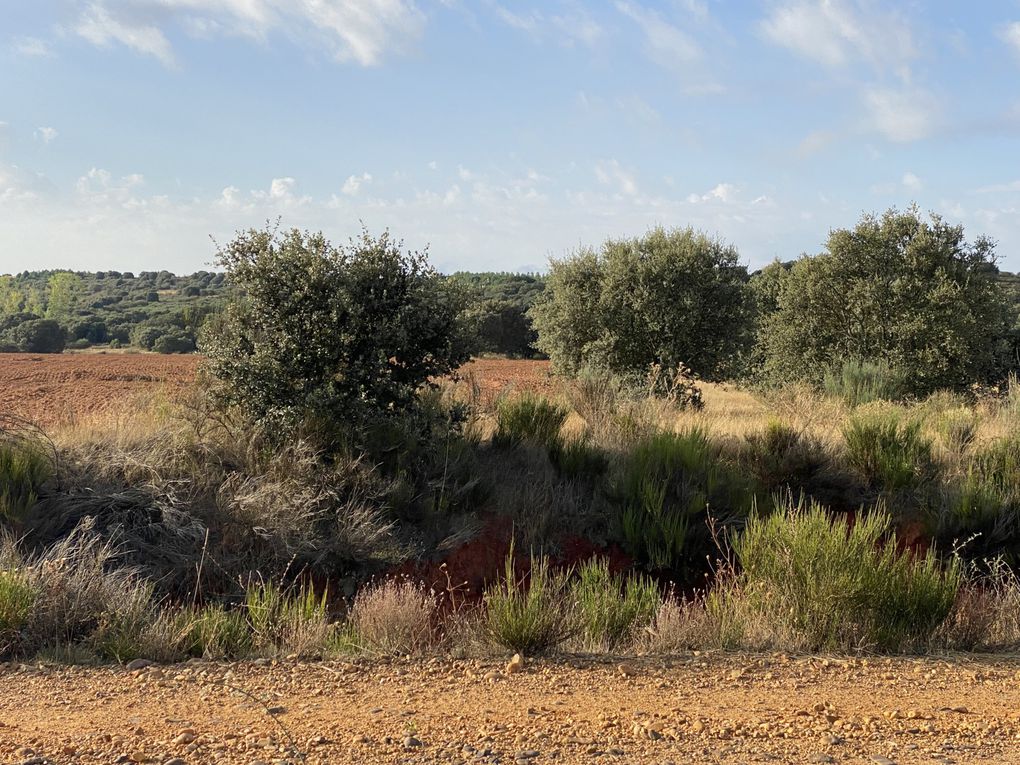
[760, 0, 916, 76]
[76, 3, 177, 68]
[491, 4, 604, 47]
[12, 37, 53, 57]
[34, 127, 59, 145]
[687, 182, 737, 204]
[901, 171, 922, 191]
[72, 0, 425, 68]
[594, 159, 638, 196]
[1001, 22, 1020, 58]
[341, 172, 373, 196]
[616, 1, 701, 67]
[864, 87, 939, 142]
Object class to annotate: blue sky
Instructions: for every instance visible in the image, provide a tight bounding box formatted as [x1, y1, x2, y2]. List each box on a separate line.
[2, 1, 1020, 274]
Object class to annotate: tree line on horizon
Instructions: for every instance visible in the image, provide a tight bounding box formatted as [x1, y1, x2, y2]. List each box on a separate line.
[2, 205, 1019, 398]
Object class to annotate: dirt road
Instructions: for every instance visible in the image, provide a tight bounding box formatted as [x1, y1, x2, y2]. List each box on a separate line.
[2, 653, 1018, 764]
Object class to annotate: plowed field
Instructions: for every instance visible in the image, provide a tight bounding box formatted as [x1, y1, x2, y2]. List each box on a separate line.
[0, 354, 554, 427]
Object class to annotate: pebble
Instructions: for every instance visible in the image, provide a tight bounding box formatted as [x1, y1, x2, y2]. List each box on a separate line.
[809, 755, 835, 764]
[403, 736, 423, 748]
[126, 658, 154, 671]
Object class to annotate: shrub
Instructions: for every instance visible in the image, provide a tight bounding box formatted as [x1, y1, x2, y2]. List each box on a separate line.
[570, 558, 660, 651]
[616, 429, 755, 572]
[843, 411, 935, 493]
[729, 499, 961, 651]
[6, 319, 66, 353]
[175, 605, 251, 659]
[934, 407, 978, 454]
[483, 550, 573, 653]
[0, 440, 52, 520]
[492, 395, 568, 449]
[151, 332, 195, 354]
[743, 420, 829, 494]
[0, 571, 35, 650]
[201, 226, 471, 435]
[244, 580, 332, 657]
[760, 207, 1014, 396]
[822, 358, 900, 407]
[345, 578, 438, 655]
[530, 226, 752, 381]
[548, 436, 609, 480]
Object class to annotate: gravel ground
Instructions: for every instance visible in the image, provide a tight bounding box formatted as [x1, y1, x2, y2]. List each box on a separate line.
[1, 653, 1019, 764]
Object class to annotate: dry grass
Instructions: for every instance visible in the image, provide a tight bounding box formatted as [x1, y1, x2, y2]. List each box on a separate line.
[344, 578, 440, 655]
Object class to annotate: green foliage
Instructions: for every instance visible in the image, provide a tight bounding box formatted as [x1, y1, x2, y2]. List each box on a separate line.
[761, 207, 1014, 395]
[571, 558, 660, 650]
[744, 420, 830, 495]
[616, 429, 756, 572]
[5, 318, 66, 353]
[45, 272, 82, 321]
[530, 226, 752, 381]
[450, 272, 545, 357]
[0, 441, 52, 520]
[843, 411, 935, 493]
[151, 332, 196, 354]
[937, 436, 1020, 563]
[822, 358, 901, 407]
[174, 605, 251, 658]
[244, 580, 329, 653]
[730, 500, 962, 650]
[493, 394, 568, 449]
[201, 226, 470, 433]
[0, 571, 35, 635]
[0, 269, 226, 352]
[483, 550, 574, 653]
[548, 436, 609, 479]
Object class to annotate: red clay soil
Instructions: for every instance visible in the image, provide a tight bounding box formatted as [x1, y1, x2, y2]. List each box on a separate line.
[0, 354, 555, 429]
[0, 352, 200, 427]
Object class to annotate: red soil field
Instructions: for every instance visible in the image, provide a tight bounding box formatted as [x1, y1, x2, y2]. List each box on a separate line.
[0, 353, 554, 428]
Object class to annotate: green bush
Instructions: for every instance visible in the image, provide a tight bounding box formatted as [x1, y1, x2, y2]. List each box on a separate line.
[0, 441, 52, 520]
[6, 319, 66, 353]
[152, 332, 196, 354]
[616, 429, 755, 572]
[175, 605, 251, 659]
[483, 550, 573, 653]
[936, 437, 1020, 563]
[843, 412, 935, 493]
[201, 226, 470, 435]
[0, 571, 35, 636]
[548, 436, 609, 479]
[822, 358, 900, 407]
[493, 395, 568, 449]
[530, 226, 752, 381]
[760, 207, 1013, 396]
[244, 580, 330, 656]
[744, 420, 830, 494]
[730, 499, 961, 650]
[571, 558, 660, 651]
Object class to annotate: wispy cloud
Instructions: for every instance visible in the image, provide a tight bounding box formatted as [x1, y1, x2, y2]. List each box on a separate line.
[864, 87, 939, 143]
[12, 37, 53, 57]
[71, 0, 425, 68]
[34, 127, 59, 145]
[1001, 22, 1020, 58]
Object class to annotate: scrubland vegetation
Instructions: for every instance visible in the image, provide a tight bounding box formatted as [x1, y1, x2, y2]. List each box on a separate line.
[4, 206, 1020, 665]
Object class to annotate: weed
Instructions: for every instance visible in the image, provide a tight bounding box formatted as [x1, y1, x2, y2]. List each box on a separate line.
[483, 549, 573, 653]
[492, 395, 568, 449]
[571, 558, 660, 651]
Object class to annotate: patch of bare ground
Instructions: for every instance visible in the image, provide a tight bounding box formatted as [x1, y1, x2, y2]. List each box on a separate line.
[1, 654, 1018, 764]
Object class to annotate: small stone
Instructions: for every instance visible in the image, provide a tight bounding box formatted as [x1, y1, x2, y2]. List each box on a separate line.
[506, 653, 525, 675]
[266, 706, 286, 715]
[126, 658, 154, 671]
[516, 750, 540, 760]
[164, 760, 187, 765]
[174, 732, 197, 745]
[403, 736, 423, 749]
[871, 758, 898, 765]
[809, 755, 835, 764]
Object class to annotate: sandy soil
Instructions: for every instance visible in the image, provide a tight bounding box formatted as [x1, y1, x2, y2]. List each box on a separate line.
[2, 653, 1018, 765]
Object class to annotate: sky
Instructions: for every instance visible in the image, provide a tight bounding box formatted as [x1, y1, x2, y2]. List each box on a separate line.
[2, 1, 1020, 275]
